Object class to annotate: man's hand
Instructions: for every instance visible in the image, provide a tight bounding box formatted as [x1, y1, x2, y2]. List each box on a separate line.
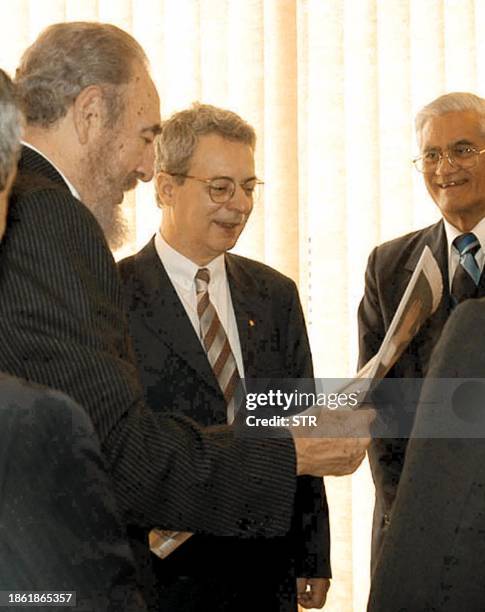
[292, 408, 375, 476]
[297, 577, 330, 609]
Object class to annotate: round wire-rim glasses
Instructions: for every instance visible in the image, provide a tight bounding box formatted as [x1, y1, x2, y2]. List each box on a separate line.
[167, 173, 264, 204]
[413, 145, 485, 173]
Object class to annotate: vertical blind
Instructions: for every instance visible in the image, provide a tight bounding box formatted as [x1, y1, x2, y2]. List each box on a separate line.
[1, 1, 483, 609]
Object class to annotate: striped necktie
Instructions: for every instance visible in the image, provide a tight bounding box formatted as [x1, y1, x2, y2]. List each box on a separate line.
[451, 232, 481, 307]
[195, 268, 239, 423]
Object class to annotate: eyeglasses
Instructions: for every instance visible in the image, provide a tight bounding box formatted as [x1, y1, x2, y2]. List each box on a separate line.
[167, 173, 264, 204]
[413, 144, 485, 173]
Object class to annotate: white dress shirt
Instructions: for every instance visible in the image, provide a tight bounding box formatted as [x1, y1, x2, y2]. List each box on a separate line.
[443, 216, 485, 287]
[154, 232, 245, 378]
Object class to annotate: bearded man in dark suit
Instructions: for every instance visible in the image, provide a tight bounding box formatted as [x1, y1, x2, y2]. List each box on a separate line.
[0, 68, 145, 611]
[358, 92, 485, 566]
[119, 103, 331, 611]
[0, 21, 372, 610]
[368, 298, 485, 611]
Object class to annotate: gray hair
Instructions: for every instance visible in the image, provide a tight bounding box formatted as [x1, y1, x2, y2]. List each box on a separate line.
[0, 69, 22, 192]
[415, 92, 485, 144]
[15, 21, 148, 128]
[155, 103, 256, 204]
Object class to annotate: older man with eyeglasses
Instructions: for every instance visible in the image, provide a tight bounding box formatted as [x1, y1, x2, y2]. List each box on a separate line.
[118, 103, 332, 611]
[358, 91, 485, 569]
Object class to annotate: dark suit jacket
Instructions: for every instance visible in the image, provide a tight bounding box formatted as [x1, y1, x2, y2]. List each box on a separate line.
[0, 148, 298, 585]
[368, 298, 485, 611]
[358, 220, 485, 561]
[118, 240, 330, 605]
[0, 374, 145, 612]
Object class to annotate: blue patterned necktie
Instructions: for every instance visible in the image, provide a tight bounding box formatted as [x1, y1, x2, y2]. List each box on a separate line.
[451, 232, 481, 306]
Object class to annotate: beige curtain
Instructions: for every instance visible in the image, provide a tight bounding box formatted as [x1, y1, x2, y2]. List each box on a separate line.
[1, 1, 484, 610]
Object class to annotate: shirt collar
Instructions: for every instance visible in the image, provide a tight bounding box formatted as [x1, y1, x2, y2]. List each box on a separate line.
[443, 216, 485, 256]
[22, 141, 81, 200]
[155, 231, 226, 289]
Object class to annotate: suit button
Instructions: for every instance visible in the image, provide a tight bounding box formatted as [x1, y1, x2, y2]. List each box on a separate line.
[383, 513, 391, 527]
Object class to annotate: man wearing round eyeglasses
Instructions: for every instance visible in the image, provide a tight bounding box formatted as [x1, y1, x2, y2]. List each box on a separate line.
[118, 103, 332, 611]
[414, 111, 485, 232]
[358, 92, 485, 569]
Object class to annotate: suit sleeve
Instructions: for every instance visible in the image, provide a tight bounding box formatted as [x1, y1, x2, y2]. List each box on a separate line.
[358, 247, 408, 551]
[358, 247, 384, 369]
[285, 283, 331, 578]
[0, 188, 297, 537]
[369, 300, 485, 611]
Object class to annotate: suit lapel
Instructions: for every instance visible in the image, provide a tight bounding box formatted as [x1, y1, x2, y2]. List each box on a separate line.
[133, 240, 222, 396]
[404, 221, 451, 374]
[225, 254, 262, 379]
[477, 259, 485, 297]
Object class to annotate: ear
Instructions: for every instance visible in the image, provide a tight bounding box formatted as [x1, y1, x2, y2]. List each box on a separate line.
[72, 85, 106, 145]
[156, 172, 177, 207]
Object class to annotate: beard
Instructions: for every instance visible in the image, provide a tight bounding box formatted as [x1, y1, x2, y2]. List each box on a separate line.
[77, 137, 140, 251]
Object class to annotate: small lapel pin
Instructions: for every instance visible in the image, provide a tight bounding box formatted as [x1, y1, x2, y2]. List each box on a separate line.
[248, 319, 255, 327]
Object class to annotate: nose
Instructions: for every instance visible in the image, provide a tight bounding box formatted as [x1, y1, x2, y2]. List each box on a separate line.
[226, 184, 253, 214]
[138, 143, 156, 182]
[434, 150, 455, 174]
